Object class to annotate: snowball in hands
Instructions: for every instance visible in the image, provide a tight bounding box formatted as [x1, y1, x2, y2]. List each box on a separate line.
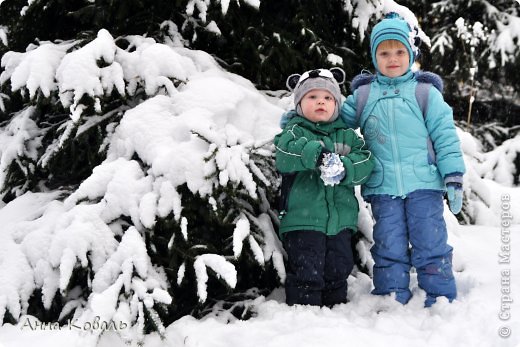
[319, 152, 345, 186]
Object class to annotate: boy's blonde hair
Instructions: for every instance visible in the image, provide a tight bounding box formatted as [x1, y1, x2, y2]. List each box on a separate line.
[376, 39, 408, 51]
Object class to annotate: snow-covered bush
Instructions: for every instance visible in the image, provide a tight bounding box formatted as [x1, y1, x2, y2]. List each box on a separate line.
[0, 28, 285, 342]
[455, 122, 520, 226]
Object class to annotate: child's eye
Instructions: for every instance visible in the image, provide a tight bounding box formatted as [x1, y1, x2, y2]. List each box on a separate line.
[325, 96, 333, 101]
[379, 51, 389, 57]
[397, 50, 406, 55]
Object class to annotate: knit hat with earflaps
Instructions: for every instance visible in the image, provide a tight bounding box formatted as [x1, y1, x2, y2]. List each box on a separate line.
[286, 68, 346, 122]
[370, 13, 421, 73]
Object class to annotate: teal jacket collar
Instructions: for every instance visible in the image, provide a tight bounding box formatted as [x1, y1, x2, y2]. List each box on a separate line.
[375, 70, 414, 85]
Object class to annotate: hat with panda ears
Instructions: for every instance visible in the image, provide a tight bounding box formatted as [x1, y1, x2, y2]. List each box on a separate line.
[286, 67, 346, 122]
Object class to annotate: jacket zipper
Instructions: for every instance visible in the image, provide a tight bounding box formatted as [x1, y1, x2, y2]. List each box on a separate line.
[323, 137, 337, 235]
[389, 97, 405, 197]
[326, 185, 339, 235]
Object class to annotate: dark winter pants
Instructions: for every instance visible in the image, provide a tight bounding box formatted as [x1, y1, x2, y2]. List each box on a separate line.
[283, 229, 354, 307]
[369, 190, 457, 307]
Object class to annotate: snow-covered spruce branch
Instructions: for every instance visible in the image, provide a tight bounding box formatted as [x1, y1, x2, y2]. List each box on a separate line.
[0, 24, 288, 335]
[457, 124, 520, 225]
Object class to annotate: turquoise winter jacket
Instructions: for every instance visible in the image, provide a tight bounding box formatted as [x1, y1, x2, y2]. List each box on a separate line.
[340, 70, 466, 197]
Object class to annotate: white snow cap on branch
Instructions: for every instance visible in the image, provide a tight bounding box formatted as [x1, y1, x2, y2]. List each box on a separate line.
[0, 192, 64, 322]
[56, 29, 125, 118]
[343, 0, 430, 47]
[0, 106, 42, 191]
[382, 0, 431, 47]
[233, 215, 251, 258]
[0, 40, 74, 99]
[116, 38, 198, 97]
[483, 1, 520, 65]
[1, 29, 203, 120]
[343, 0, 383, 42]
[194, 254, 237, 302]
[0, 25, 7, 46]
[186, 0, 260, 22]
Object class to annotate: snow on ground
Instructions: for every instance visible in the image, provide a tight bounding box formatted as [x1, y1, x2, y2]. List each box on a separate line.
[0, 223, 518, 347]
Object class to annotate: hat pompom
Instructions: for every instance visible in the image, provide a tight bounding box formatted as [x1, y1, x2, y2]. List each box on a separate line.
[384, 12, 401, 20]
[286, 74, 301, 91]
[330, 67, 346, 85]
[380, 12, 423, 58]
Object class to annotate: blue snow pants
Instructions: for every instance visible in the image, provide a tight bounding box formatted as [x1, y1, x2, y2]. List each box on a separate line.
[284, 229, 354, 307]
[369, 190, 456, 306]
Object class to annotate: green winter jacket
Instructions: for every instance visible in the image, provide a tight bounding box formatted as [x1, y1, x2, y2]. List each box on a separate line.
[274, 116, 374, 237]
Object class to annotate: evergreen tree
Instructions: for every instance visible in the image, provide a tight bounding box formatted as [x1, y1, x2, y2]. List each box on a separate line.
[0, 0, 285, 340]
[181, 0, 373, 90]
[422, 0, 520, 126]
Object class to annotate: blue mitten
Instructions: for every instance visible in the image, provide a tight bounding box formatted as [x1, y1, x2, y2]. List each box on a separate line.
[446, 183, 463, 214]
[280, 110, 298, 128]
[319, 153, 345, 186]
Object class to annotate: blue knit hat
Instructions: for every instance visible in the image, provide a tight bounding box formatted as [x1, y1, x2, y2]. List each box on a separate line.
[370, 13, 418, 73]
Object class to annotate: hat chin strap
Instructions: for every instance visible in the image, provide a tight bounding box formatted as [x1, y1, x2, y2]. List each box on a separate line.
[296, 104, 304, 117]
[330, 104, 340, 122]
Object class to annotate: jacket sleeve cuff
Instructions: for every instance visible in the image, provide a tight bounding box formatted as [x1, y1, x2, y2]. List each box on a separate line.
[301, 141, 324, 169]
[444, 173, 463, 185]
[339, 157, 355, 185]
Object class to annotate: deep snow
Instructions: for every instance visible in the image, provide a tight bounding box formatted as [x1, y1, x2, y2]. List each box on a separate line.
[0, 224, 518, 347]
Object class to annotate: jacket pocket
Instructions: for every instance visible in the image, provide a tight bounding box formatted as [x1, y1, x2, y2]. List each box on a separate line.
[364, 156, 384, 188]
[413, 152, 438, 183]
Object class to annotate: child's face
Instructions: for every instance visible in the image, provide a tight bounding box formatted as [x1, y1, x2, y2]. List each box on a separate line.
[300, 89, 336, 123]
[376, 40, 410, 78]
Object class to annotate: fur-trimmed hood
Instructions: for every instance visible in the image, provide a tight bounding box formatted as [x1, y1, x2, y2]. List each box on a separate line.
[350, 70, 444, 92]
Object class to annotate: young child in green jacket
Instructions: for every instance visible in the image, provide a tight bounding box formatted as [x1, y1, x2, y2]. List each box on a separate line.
[275, 67, 374, 307]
